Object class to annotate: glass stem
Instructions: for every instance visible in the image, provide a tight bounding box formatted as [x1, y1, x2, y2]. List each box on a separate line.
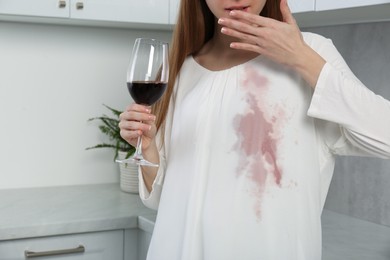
[135, 135, 143, 158]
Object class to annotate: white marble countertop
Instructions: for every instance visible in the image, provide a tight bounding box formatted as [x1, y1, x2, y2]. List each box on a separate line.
[1, 183, 389, 259]
[0, 183, 156, 241]
[322, 210, 390, 260]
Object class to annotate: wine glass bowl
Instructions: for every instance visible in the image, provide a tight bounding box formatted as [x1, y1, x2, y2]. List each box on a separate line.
[127, 81, 167, 106]
[116, 38, 169, 167]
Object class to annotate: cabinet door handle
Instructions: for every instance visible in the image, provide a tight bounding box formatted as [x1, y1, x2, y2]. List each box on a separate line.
[24, 245, 85, 258]
[58, 0, 66, 8]
[76, 2, 84, 10]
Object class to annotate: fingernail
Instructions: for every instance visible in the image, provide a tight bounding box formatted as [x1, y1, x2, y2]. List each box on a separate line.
[218, 18, 224, 24]
[230, 10, 236, 16]
[149, 115, 156, 121]
[221, 27, 227, 33]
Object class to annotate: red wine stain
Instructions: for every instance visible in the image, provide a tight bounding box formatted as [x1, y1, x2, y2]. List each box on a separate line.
[233, 66, 287, 220]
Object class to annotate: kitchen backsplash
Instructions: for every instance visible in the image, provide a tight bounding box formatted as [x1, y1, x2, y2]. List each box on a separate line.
[0, 22, 172, 189]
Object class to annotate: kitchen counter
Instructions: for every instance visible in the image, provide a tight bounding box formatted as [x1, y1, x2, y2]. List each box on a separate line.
[0, 183, 156, 241]
[322, 210, 390, 260]
[0, 184, 389, 260]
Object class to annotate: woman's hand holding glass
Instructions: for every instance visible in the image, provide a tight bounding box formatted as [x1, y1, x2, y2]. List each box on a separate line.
[116, 38, 168, 167]
[119, 103, 160, 191]
[119, 103, 157, 153]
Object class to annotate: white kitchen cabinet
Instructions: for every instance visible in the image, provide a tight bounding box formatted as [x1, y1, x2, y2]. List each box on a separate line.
[294, 0, 390, 27]
[137, 229, 153, 260]
[288, 0, 315, 13]
[124, 229, 138, 260]
[1, 0, 390, 29]
[316, 0, 390, 11]
[0, 185, 152, 260]
[70, 0, 169, 25]
[0, 229, 144, 260]
[0, 0, 170, 28]
[0, 230, 124, 260]
[0, 0, 69, 18]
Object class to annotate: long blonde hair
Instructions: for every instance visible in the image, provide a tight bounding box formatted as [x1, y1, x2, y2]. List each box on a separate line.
[153, 0, 283, 134]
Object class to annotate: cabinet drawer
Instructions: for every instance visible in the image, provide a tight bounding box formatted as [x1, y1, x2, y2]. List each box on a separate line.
[0, 230, 123, 260]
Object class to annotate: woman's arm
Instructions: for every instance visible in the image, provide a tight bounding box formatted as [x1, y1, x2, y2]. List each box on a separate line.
[218, 0, 390, 158]
[119, 104, 166, 209]
[306, 35, 390, 158]
[140, 141, 160, 193]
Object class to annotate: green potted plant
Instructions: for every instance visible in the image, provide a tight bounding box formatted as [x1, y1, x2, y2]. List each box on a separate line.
[87, 104, 138, 193]
[86, 104, 135, 160]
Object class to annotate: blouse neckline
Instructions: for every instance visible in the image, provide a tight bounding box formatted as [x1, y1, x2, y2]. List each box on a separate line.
[189, 54, 262, 73]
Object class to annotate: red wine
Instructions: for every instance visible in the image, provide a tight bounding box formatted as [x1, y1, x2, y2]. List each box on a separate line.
[127, 81, 167, 105]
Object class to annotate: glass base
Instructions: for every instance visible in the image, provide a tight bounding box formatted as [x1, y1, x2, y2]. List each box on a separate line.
[116, 154, 159, 167]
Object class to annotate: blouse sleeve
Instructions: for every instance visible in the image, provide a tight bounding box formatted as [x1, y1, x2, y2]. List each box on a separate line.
[138, 131, 167, 210]
[306, 33, 390, 159]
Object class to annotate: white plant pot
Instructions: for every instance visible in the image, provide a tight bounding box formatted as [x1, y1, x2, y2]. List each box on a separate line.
[117, 151, 139, 194]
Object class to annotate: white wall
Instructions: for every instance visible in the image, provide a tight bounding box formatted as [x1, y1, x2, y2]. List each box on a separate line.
[0, 22, 172, 189]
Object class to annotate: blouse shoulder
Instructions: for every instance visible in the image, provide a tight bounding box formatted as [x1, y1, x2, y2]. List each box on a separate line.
[301, 32, 334, 52]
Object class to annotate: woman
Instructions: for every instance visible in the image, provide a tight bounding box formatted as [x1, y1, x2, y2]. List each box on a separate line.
[119, 0, 390, 259]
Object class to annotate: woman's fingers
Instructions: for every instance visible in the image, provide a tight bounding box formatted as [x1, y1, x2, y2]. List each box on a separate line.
[219, 18, 262, 41]
[118, 103, 157, 148]
[229, 10, 276, 28]
[123, 103, 151, 115]
[219, 6, 306, 67]
[120, 128, 141, 141]
[219, 17, 267, 53]
[119, 112, 155, 126]
[120, 107, 155, 123]
[119, 119, 151, 132]
[280, 0, 295, 24]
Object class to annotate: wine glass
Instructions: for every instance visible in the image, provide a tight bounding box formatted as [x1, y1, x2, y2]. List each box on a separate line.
[116, 38, 169, 167]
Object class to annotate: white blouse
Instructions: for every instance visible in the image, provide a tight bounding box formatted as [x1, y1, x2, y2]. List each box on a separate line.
[138, 32, 390, 260]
